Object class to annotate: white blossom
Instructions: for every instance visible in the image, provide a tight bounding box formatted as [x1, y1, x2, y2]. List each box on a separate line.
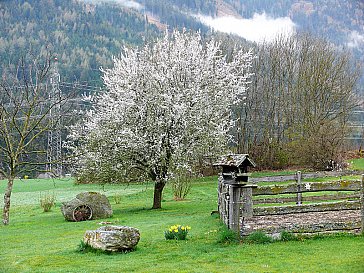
[67, 29, 254, 207]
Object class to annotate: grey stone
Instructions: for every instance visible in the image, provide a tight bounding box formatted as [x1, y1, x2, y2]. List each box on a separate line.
[76, 192, 113, 219]
[61, 198, 90, 221]
[61, 192, 113, 221]
[84, 225, 140, 252]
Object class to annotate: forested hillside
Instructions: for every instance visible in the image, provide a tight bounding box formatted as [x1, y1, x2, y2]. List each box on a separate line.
[0, 0, 158, 86]
[225, 0, 364, 64]
[136, 0, 364, 68]
[1, 0, 363, 91]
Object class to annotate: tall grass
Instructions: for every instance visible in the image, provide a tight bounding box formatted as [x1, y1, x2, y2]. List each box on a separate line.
[0, 177, 363, 272]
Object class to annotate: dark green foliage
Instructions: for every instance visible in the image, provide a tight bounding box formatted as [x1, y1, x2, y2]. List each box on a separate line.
[76, 240, 113, 255]
[0, 0, 159, 86]
[76, 240, 135, 255]
[141, 0, 212, 30]
[245, 231, 273, 244]
[76, 240, 94, 253]
[216, 224, 240, 244]
[280, 231, 297, 242]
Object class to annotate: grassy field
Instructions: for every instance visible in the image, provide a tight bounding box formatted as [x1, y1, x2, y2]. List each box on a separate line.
[0, 176, 364, 273]
[349, 158, 364, 171]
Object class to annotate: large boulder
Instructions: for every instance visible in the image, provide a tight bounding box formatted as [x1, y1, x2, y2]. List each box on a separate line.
[84, 226, 140, 252]
[61, 192, 113, 221]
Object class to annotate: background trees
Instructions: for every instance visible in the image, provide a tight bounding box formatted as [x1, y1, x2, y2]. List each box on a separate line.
[68, 29, 254, 209]
[0, 52, 72, 225]
[236, 34, 361, 169]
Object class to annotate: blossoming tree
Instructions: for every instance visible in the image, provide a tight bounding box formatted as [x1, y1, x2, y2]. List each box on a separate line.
[68, 29, 254, 209]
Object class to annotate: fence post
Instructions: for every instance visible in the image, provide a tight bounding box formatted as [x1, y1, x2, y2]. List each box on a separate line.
[296, 171, 302, 205]
[241, 184, 257, 235]
[361, 174, 364, 235]
[229, 185, 241, 232]
[241, 186, 254, 218]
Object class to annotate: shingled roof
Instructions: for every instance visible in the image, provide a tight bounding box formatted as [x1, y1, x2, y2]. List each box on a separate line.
[214, 154, 256, 168]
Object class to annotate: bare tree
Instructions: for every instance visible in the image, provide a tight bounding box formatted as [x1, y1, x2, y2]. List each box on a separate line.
[0, 52, 71, 225]
[236, 33, 361, 169]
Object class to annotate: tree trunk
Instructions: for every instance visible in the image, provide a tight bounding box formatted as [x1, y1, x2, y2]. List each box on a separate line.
[3, 177, 14, 225]
[152, 180, 166, 209]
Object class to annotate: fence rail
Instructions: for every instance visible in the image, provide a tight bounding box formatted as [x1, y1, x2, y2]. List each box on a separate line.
[253, 200, 360, 216]
[253, 180, 361, 195]
[217, 172, 364, 236]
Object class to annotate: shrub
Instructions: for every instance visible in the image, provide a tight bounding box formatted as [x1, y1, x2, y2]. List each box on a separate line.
[39, 192, 56, 212]
[216, 224, 240, 244]
[164, 225, 191, 240]
[77, 240, 93, 253]
[245, 231, 272, 244]
[171, 173, 192, 200]
[76, 240, 135, 255]
[280, 231, 297, 241]
[113, 193, 122, 204]
[77, 240, 113, 255]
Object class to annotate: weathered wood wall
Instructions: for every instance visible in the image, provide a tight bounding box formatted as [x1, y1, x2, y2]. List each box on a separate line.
[218, 172, 364, 236]
[217, 175, 230, 227]
[242, 175, 364, 236]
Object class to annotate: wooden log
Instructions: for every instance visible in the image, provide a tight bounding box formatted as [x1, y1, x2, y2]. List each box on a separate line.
[229, 185, 241, 232]
[242, 221, 361, 236]
[218, 175, 231, 227]
[253, 200, 361, 216]
[217, 175, 223, 220]
[296, 171, 302, 205]
[241, 186, 254, 218]
[253, 180, 361, 196]
[253, 193, 360, 204]
[250, 171, 361, 184]
[250, 174, 296, 183]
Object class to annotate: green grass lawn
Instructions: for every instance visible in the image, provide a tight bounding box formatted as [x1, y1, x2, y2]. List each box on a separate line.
[348, 158, 364, 171]
[0, 177, 363, 273]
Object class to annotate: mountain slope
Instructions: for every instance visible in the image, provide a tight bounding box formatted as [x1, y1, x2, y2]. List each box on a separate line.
[0, 0, 363, 91]
[0, 0, 159, 85]
[137, 0, 363, 64]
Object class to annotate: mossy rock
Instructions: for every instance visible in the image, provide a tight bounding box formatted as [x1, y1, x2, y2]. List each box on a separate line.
[61, 192, 113, 222]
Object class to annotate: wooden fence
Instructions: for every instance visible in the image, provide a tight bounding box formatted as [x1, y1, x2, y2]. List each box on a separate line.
[218, 172, 364, 236]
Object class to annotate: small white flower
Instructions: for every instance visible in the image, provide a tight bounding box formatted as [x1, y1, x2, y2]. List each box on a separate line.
[305, 183, 311, 190]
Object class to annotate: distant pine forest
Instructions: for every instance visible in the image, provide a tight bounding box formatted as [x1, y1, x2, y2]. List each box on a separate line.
[1, 0, 363, 95]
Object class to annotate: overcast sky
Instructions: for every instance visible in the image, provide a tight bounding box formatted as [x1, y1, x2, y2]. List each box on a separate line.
[347, 29, 364, 49]
[198, 13, 296, 43]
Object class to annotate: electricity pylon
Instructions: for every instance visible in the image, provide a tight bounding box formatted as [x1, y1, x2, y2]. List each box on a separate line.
[46, 57, 62, 177]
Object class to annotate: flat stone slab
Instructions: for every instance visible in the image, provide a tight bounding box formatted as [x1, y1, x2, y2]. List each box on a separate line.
[84, 225, 140, 252]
